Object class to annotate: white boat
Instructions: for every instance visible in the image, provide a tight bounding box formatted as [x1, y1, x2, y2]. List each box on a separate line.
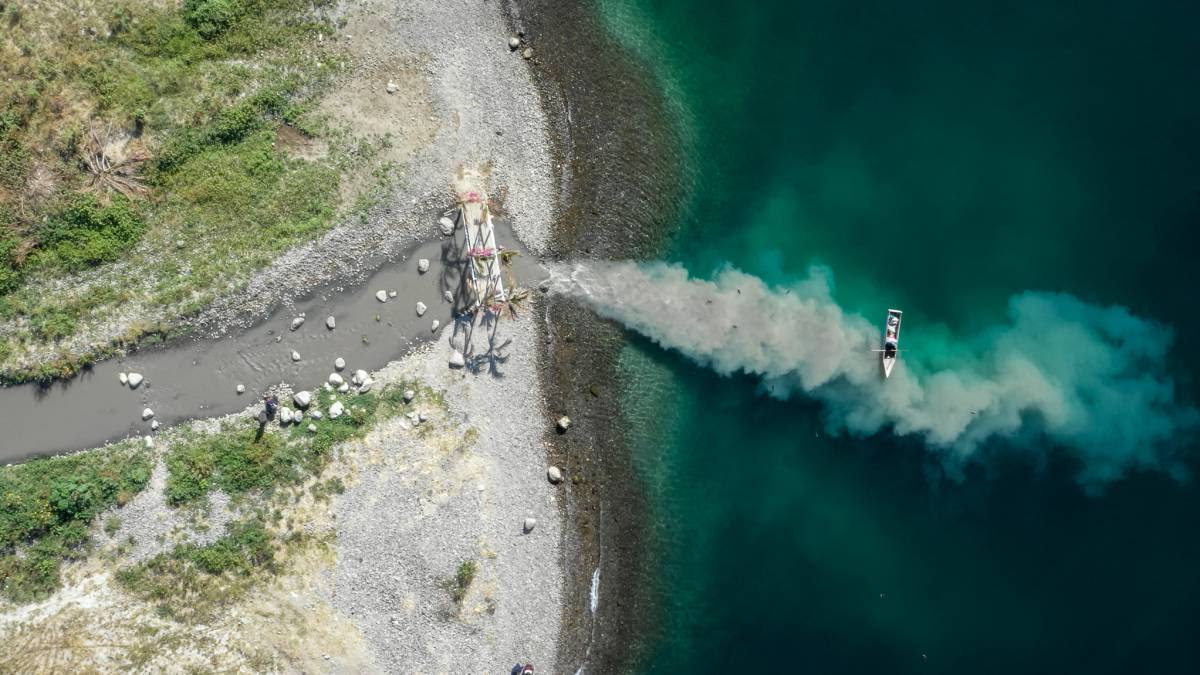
[881, 309, 902, 378]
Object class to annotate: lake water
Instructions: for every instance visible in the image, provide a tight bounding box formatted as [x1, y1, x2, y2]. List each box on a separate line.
[599, 0, 1200, 671]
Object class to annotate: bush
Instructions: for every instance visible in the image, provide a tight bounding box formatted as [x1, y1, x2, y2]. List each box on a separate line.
[183, 0, 251, 39]
[35, 196, 145, 272]
[28, 305, 79, 342]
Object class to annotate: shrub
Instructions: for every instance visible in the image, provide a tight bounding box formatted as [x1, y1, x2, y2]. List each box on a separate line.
[183, 0, 251, 39]
[34, 196, 145, 272]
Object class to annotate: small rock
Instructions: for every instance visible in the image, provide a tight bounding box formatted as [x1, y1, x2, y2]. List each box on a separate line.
[521, 47, 533, 59]
[291, 350, 301, 362]
[174, 239, 185, 249]
[118, 372, 128, 385]
[275, 336, 282, 343]
[337, 382, 350, 393]
[279, 408, 293, 425]
[358, 378, 373, 393]
[142, 408, 154, 420]
[329, 401, 344, 420]
[438, 216, 455, 236]
[326, 316, 336, 330]
[290, 316, 305, 331]
[127, 373, 144, 388]
[415, 301, 427, 317]
[293, 409, 304, 421]
[144, 436, 154, 448]
[309, 410, 323, 420]
[389, 290, 397, 298]
[523, 517, 537, 533]
[417, 258, 430, 273]
[449, 350, 465, 368]
[236, 384, 245, 394]
[547, 466, 563, 484]
[386, 80, 398, 94]
[375, 290, 388, 302]
[557, 416, 572, 433]
[418, 411, 427, 423]
[403, 389, 415, 403]
[293, 391, 312, 409]
[334, 357, 346, 370]
[431, 320, 440, 332]
[508, 36, 521, 50]
[308, 423, 318, 433]
[443, 290, 454, 303]
[329, 373, 344, 386]
[150, 420, 160, 431]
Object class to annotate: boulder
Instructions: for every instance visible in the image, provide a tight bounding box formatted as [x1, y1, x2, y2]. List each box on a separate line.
[415, 302, 427, 317]
[142, 408, 154, 420]
[508, 36, 521, 50]
[279, 408, 293, 425]
[308, 423, 318, 433]
[236, 384, 245, 394]
[521, 47, 533, 59]
[358, 378, 373, 393]
[144, 436, 154, 448]
[389, 290, 397, 298]
[418, 411, 427, 423]
[547, 466, 563, 484]
[329, 373, 344, 386]
[353, 369, 368, 386]
[293, 390, 312, 409]
[375, 290, 388, 302]
[556, 416, 572, 433]
[309, 410, 323, 420]
[417, 258, 430, 273]
[291, 350, 301, 362]
[438, 216, 455, 236]
[403, 389, 415, 403]
[431, 320, 440, 332]
[118, 372, 128, 385]
[329, 401, 345, 419]
[523, 517, 537, 533]
[334, 357, 346, 370]
[449, 350, 465, 368]
[337, 382, 350, 393]
[150, 420, 160, 431]
[290, 316, 305, 331]
[443, 290, 454, 303]
[386, 80, 398, 94]
[326, 316, 336, 330]
[127, 373, 144, 389]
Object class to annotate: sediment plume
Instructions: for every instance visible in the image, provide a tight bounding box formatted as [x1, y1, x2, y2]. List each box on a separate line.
[549, 260, 1198, 486]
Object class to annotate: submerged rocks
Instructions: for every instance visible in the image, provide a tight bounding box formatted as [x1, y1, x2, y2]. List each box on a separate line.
[375, 290, 388, 302]
[326, 316, 336, 330]
[449, 350, 465, 368]
[438, 216, 455, 236]
[415, 301, 427, 317]
[127, 373, 144, 389]
[417, 258, 430, 273]
[142, 408, 155, 420]
[293, 391, 312, 409]
[290, 316, 305, 331]
[556, 416, 572, 433]
[547, 466, 563, 484]
[329, 401, 345, 420]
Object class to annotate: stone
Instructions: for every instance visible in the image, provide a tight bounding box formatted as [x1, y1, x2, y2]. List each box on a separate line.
[291, 350, 301, 362]
[236, 384, 245, 394]
[150, 420, 160, 431]
[309, 410, 323, 420]
[389, 290, 397, 298]
[403, 389, 415, 403]
[508, 36, 521, 50]
[127, 373, 144, 388]
[290, 316, 305, 331]
[329, 401, 345, 419]
[556, 416, 572, 433]
[144, 436, 154, 448]
[523, 517, 537, 533]
[417, 258, 430, 273]
[415, 301, 427, 317]
[118, 372, 128, 385]
[375, 290, 388, 302]
[329, 373, 344, 386]
[326, 316, 336, 330]
[337, 382, 350, 393]
[438, 216, 455, 236]
[308, 423, 318, 433]
[418, 411, 427, 423]
[334, 357, 346, 370]
[358, 378, 373, 393]
[449, 350, 465, 368]
[443, 290, 454, 303]
[547, 466, 563, 484]
[431, 320, 440, 332]
[293, 409, 304, 421]
[521, 47, 533, 59]
[353, 369, 368, 386]
[279, 408, 293, 424]
[142, 408, 155, 420]
[386, 80, 398, 94]
[293, 390, 312, 409]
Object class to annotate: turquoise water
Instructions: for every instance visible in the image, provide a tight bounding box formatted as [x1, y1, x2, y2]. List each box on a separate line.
[601, 0, 1200, 671]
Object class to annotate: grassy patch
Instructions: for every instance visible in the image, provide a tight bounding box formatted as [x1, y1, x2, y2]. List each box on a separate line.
[445, 559, 477, 604]
[0, 442, 152, 602]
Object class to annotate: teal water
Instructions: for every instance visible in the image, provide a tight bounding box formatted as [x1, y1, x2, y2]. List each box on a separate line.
[601, 1, 1200, 672]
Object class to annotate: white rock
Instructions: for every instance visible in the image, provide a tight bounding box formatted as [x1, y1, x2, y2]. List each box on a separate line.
[403, 389, 415, 403]
[309, 410, 323, 420]
[358, 378, 373, 393]
[142, 408, 154, 420]
[388, 290, 397, 298]
[337, 382, 350, 393]
[279, 408, 293, 424]
[290, 316, 305, 331]
[449, 350, 465, 368]
[150, 420, 160, 431]
[326, 316, 336, 330]
[144, 436, 154, 448]
[375, 290, 388, 302]
[329, 373, 344, 386]
[293, 391, 312, 409]
[557, 416, 572, 432]
[418, 411, 428, 423]
[334, 357, 346, 370]
[323, 383, 333, 391]
[443, 290, 454, 303]
[294, 409, 304, 421]
[236, 384, 245, 394]
[308, 423, 318, 433]
[353, 369, 368, 386]
[329, 401, 345, 419]
[386, 80, 398, 94]
[547, 466, 563, 484]
[118, 372, 128, 385]
[521, 47, 533, 59]
[508, 36, 521, 50]
[291, 350, 301, 362]
[523, 517, 537, 533]
[431, 320, 440, 332]
[127, 373, 144, 388]
[438, 216, 455, 236]
[417, 258, 430, 273]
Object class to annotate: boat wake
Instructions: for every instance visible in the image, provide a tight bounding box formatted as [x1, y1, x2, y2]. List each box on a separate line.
[548, 260, 1198, 487]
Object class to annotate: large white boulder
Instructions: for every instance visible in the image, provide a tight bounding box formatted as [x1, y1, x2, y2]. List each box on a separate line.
[438, 216, 455, 236]
[449, 350, 465, 368]
[293, 391, 312, 409]
[118, 372, 128, 385]
[329, 401, 345, 419]
[375, 290, 388, 302]
[417, 258, 430, 273]
[334, 357, 346, 370]
[415, 302, 427, 317]
[329, 373, 344, 386]
[141, 408, 154, 420]
[127, 373, 144, 388]
[326, 316, 336, 330]
[290, 316, 305, 331]
[291, 350, 301, 362]
[352, 369, 368, 386]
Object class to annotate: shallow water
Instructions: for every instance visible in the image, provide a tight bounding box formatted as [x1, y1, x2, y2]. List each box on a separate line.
[0, 221, 544, 462]
[598, 0, 1200, 671]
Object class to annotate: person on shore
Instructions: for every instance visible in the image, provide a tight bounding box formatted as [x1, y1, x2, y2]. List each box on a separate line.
[510, 664, 533, 675]
[263, 393, 279, 420]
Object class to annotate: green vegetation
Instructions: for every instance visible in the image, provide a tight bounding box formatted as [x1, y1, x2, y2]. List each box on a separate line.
[0, 0, 381, 382]
[446, 559, 478, 604]
[0, 443, 152, 602]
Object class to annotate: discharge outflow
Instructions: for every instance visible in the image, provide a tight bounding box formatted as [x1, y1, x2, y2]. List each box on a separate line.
[549, 260, 1198, 487]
